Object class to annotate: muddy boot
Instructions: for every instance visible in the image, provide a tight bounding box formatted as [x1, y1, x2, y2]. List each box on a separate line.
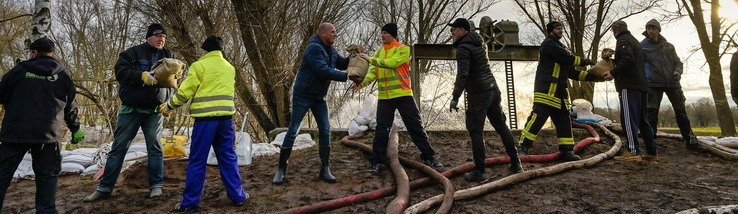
[464, 168, 487, 182]
[509, 157, 523, 173]
[517, 144, 530, 156]
[318, 146, 336, 183]
[559, 145, 580, 162]
[82, 191, 111, 203]
[272, 147, 292, 185]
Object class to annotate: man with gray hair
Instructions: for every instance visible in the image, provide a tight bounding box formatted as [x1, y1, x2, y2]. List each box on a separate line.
[603, 20, 656, 162]
[640, 19, 701, 151]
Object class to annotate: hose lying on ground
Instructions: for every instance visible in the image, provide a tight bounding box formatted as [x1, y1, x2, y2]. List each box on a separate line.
[386, 126, 410, 214]
[280, 122, 601, 213]
[404, 122, 620, 214]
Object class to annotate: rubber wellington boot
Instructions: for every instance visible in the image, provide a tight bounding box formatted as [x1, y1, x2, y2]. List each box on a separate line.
[318, 146, 337, 183]
[272, 147, 292, 184]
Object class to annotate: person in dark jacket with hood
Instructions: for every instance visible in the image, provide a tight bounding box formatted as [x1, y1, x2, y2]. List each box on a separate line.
[84, 23, 174, 202]
[272, 22, 356, 185]
[0, 37, 82, 214]
[447, 18, 523, 182]
[640, 19, 701, 151]
[603, 20, 657, 162]
[517, 21, 600, 162]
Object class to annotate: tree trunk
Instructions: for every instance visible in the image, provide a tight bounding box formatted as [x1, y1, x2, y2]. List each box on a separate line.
[682, 0, 736, 136]
[31, 0, 51, 41]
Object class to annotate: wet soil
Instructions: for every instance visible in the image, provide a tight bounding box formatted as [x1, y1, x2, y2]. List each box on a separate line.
[3, 127, 737, 213]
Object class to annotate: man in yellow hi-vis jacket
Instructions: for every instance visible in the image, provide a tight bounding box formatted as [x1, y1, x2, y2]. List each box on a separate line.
[353, 23, 442, 174]
[161, 36, 247, 212]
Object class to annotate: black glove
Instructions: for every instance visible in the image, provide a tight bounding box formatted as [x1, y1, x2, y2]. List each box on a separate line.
[581, 58, 594, 66]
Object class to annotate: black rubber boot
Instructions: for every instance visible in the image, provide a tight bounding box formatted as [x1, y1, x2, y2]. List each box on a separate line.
[509, 157, 524, 173]
[318, 146, 336, 183]
[559, 145, 580, 162]
[272, 147, 292, 184]
[464, 168, 487, 182]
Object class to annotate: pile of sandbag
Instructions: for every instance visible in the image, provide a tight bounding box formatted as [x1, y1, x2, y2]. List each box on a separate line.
[248, 132, 316, 157]
[348, 96, 405, 136]
[569, 99, 612, 125]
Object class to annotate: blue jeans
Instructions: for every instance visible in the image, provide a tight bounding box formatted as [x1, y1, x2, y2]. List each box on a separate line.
[281, 95, 331, 148]
[179, 118, 246, 209]
[97, 112, 164, 193]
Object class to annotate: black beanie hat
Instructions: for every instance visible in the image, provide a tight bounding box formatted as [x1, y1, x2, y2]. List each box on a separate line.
[201, 35, 223, 52]
[29, 37, 55, 52]
[546, 21, 563, 34]
[382, 23, 398, 39]
[146, 23, 167, 38]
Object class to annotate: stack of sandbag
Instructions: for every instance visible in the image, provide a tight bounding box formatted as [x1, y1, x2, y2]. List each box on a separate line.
[569, 99, 612, 125]
[152, 58, 187, 88]
[346, 44, 368, 83]
[347, 95, 405, 135]
[269, 132, 315, 150]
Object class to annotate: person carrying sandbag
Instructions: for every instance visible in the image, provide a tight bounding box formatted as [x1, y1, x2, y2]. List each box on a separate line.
[160, 35, 248, 212]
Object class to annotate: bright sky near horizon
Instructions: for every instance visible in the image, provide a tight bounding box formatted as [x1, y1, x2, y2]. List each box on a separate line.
[476, 0, 738, 109]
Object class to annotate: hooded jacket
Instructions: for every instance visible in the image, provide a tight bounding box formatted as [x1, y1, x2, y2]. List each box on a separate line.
[533, 35, 598, 109]
[0, 56, 80, 143]
[452, 31, 499, 100]
[640, 33, 683, 88]
[611, 30, 648, 92]
[115, 42, 174, 108]
[293, 34, 349, 100]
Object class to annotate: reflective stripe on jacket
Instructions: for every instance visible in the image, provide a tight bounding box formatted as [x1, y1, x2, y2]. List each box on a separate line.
[533, 35, 599, 109]
[168, 51, 235, 117]
[360, 40, 413, 100]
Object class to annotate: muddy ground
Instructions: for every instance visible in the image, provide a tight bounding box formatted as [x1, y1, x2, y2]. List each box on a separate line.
[3, 126, 738, 213]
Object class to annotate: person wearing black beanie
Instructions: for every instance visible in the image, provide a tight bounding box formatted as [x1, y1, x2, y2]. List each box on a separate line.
[354, 23, 443, 174]
[201, 35, 223, 52]
[146, 23, 167, 38]
[381, 23, 398, 39]
[546, 21, 562, 34]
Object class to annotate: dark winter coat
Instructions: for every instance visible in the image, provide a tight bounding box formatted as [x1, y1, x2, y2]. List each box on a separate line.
[730, 52, 738, 103]
[115, 42, 174, 108]
[293, 35, 349, 100]
[611, 30, 648, 92]
[0, 56, 80, 143]
[640, 33, 683, 88]
[533, 35, 598, 109]
[452, 31, 499, 100]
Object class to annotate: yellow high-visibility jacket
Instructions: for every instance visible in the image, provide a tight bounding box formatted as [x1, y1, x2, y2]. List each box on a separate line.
[168, 51, 235, 118]
[360, 40, 413, 100]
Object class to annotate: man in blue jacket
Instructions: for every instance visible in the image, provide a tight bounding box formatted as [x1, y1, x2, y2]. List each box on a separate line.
[272, 23, 357, 184]
[0, 37, 83, 213]
[84, 23, 174, 202]
[640, 19, 701, 151]
[604, 20, 656, 162]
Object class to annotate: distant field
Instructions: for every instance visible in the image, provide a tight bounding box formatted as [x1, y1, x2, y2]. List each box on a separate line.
[659, 127, 731, 137]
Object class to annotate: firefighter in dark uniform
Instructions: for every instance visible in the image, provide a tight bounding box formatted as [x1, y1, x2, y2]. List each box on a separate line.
[517, 21, 602, 161]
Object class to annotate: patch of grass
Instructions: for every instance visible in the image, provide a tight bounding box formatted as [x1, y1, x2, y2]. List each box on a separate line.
[63, 142, 97, 151]
[659, 127, 729, 137]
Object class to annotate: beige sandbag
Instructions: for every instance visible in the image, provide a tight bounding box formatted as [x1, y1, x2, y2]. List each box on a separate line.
[346, 44, 368, 80]
[151, 58, 186, 88]
[586, 48, 615, 78]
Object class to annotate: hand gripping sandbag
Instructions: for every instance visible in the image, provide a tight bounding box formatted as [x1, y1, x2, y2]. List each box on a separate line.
[152, 58, 187, 88]
[346, 44, 368, 80]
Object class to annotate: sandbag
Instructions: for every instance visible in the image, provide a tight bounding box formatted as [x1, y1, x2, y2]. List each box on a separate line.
[346, 44, 369, 80]
[60, 163, 85, 175]
[151, 58, 187, 88]
[62, 154, 92, 167]
[162, 135, 187, 158]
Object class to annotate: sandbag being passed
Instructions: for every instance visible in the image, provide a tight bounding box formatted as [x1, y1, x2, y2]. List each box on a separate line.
[151, 58, 187, 88]
[346, 44, 368, 84]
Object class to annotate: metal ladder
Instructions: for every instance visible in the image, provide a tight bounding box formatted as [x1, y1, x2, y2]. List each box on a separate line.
[504, 60, 518, 129]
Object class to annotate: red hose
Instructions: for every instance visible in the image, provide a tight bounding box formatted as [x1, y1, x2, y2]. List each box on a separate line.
[277, 122, 599, 214]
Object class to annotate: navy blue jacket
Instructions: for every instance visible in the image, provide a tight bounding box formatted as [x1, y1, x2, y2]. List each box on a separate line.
[115, 43, 174, 108]
[292, 35, 349, 100]
[0, 56, 80, 143]
[640, 33, 683, 88]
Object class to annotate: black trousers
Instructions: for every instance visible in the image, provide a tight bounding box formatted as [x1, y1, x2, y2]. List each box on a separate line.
[370, 96, 436, 165]
[0, 142, 61, 214]
[647, 87, 697, 144]
[519, 103, 575, 150]
[466, 88, 518, 171]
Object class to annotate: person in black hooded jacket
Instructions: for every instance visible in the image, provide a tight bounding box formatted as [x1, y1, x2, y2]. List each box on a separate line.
[0, 37, 82, 214]
[447, 18, 522, 182]
[517, 21, 601, 162]
[603, 20, 656, 162]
